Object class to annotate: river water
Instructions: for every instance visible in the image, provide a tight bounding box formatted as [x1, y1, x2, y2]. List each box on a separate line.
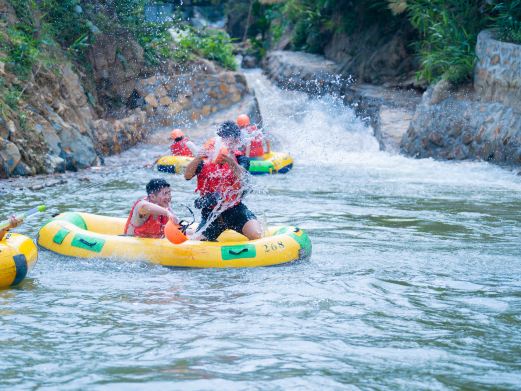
[1, 70, 521, 390]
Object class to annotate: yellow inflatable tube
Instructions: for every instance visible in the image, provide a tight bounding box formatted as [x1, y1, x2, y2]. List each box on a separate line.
[38, 212, 312, 268]
[0, 233, 38, 288]
[156, 151, 293, 175]
[156, 155, 193, 174]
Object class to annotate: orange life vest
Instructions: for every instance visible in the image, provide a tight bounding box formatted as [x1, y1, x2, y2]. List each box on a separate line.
[246, 125, 264, 157]
[124, 197, 169, 238]
[196, 156, 243, 209]
[170, 138, 193, 157]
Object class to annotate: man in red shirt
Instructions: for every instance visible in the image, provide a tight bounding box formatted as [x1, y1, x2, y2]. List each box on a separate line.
[184, 121, 262, 241]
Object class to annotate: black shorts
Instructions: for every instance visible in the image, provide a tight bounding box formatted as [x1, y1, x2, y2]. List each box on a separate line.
[198, 202, 256, 241]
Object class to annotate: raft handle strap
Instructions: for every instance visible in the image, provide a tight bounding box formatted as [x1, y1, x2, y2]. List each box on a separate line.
[228, 248, 249, 256]
[79, 238, 97, 248]
[178, 205, 196, 234]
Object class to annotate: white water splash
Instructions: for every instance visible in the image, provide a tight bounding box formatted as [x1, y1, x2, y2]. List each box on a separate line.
[245, 70, 379, 165]
[244, 69, 521, 192]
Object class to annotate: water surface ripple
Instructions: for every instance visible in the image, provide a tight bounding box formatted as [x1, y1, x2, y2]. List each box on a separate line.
[1, 71, 520, 390]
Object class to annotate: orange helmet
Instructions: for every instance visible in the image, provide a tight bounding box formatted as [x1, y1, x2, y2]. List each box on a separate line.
[236, 114, 250, 128]
[170, 129, 184, 140]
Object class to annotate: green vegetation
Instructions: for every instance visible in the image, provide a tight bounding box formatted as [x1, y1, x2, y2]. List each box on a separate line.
[402, 0, 521, 83]
[172, 27, 236, 70]
[2, 0, 237, 79]
[256, 0, 521, 85]
[492, 0, 521, 44]
[246, 1, 282, 58]
[406, 0, 488, 84]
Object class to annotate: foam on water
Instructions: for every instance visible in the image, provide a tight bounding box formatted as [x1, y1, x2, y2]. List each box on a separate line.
[244, 69, 521, 193]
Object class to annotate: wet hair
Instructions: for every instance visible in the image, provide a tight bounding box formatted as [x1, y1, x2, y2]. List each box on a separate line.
[217, 121, 241, 140]
[146, 178, 170, 195]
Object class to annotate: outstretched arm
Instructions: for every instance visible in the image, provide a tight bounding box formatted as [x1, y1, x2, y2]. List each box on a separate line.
[185, 154, 205, 180]
[0, 216, 22, 241]
[144, 155, 162, 169]
[137, 202, 179, 224]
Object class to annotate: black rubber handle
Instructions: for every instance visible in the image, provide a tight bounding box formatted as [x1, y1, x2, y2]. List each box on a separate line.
[79, 238, 97, 248]
[229, 248, 248, 256]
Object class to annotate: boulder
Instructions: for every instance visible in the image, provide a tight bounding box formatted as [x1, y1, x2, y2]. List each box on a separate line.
[0, 138, 21, 178]
[12, 161, 35, 176]
[43, 153, 66, 174]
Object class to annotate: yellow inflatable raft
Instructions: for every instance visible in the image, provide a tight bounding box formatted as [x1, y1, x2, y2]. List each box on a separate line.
[38, 212, 312, 268]
[156, 155, 193, 174]
[0, 233, 38, 288]
[157, 151, 293, 175]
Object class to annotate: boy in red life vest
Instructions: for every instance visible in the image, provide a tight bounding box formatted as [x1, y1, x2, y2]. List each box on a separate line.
[170, 129, 194, 157]
[184, 121, 263, 241]
[236, 114, 271, 158]
[124, 178, 180, 238]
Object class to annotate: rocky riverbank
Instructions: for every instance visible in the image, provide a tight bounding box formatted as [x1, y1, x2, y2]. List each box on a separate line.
[0, 1, 258, 179]
[400, 30, 521, 165]
[264, 29, 521, 166]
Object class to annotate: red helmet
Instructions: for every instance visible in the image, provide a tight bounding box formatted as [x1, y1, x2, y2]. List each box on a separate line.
[236, 114, 250, 128]
[170, 129, 184, 140]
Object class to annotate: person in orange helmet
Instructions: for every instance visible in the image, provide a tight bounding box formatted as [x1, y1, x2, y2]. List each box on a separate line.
[170, 129, 195, 157]
[144, 128, 197, 168]
[236, 114, 271, 158]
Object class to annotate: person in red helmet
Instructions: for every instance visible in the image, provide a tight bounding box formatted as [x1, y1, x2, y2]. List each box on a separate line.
[184, 121, 262, 241]
[124, 178, 180, 238]
[170, 129, 195, 157]
[236, 114, 271, 158]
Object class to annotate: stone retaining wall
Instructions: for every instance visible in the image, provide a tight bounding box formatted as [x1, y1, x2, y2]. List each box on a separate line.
[264, 51, 344, 95]
[0, 59, 254, 178]
[475, 30, 521, 111]
[401, 31, 521, 165]
[136, 62, 250, 127]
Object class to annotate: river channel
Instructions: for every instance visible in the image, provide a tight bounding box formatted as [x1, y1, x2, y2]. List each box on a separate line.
[1, 70, 521, 390]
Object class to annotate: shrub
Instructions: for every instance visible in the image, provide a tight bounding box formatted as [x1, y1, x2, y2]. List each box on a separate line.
[492, 0, 521, 44]
[282, 0, 334, 53]
[173, 27, 237, 70]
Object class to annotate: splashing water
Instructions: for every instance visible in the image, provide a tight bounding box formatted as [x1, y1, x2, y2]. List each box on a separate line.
[1, 69, 521, 390]
[246, 70, 379, 165]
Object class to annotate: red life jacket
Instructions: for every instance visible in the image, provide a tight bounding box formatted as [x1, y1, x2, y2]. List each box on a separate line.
[196, 155, 243, 209]
[246, 125, 264, 157]
[124, 197, 169, 238]
[170, 138, 193, 157]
